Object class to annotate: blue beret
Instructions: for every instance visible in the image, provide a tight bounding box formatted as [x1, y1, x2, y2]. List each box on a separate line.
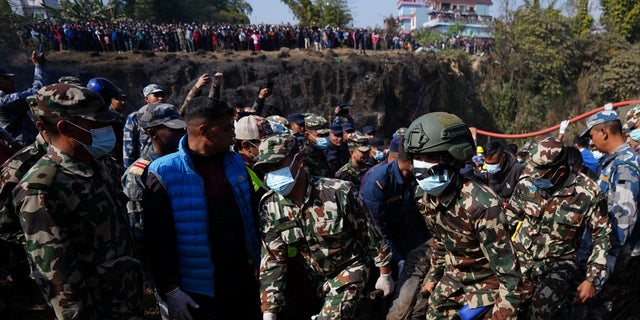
[287, 112, 305, 125]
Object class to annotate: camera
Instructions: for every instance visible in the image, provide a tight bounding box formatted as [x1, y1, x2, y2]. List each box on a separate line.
[336, 103, 353, 116]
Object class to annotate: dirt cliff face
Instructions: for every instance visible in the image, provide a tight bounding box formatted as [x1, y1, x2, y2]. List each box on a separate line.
[5, 48, 496, 138]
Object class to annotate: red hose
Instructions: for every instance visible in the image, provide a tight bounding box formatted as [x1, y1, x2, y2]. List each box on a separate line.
[476, 100, 640, 139]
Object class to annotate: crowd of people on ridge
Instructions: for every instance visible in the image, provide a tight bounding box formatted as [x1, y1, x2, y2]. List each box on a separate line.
[0, 43, 638, 320]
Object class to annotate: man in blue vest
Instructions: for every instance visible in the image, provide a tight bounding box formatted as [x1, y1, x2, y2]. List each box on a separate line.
[142, 96, 261, 320]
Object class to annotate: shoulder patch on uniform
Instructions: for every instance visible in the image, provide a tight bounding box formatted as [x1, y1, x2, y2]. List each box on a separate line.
[129, 159, 151, 176]
[26, 165, 57, 190]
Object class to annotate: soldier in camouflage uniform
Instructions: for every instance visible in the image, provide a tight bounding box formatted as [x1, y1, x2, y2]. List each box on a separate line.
[121, 103, 185, 237]
[254, 134, 394, 320]
[335, 132, 371, 188]
[122, 84, 166, 167]
[12, 83, 144, 319]
[404, 112, 522, 319]
[300, 113, 333, 177]
[0, 133, 48, 244]
[579, 110, 640, 319]
[505, 137, 610, 319]
[0, 113, 50, 314]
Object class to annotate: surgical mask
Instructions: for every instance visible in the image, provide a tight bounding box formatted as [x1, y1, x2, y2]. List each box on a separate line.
[485, 163, 501, 174]
[69, 122, 116, 158]
[532, 178, 554, 189]
[374, 150, 384, 161]
[315, 137, 329, 150]
[265, 154, 300, 196]
[413, 159, 451, 196]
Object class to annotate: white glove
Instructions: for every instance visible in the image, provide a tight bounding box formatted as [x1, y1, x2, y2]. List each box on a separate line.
[397, 260, 406, 276]
[604, 102, 613, 111]
[375, 273, 394, 297]
[158, 300, 170, 320]
[166, 287, 199, 320]
[153, 290, 170, 320]
[559, 120, 570, 134]
[263, 312, 277, 320]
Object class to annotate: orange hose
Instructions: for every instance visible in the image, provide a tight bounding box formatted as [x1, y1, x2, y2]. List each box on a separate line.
[476, 100, 640, 139]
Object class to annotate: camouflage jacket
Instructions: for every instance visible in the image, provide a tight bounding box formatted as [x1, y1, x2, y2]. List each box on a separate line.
[12, 145, 143, 319]
[508, 172, 610, 292]
[597, 143, 640, 258]
[334, 160, 367, 189]
[259, 174, 391, 313]
[0, 134, 47, 244]
[419, 178, 522, 313]
[122, 107, 151, 168]
[121, 151, 161, 231]
[300, 139, 333, 178]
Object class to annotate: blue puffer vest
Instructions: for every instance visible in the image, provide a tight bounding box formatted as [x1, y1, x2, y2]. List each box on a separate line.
[148, 136, 260, 297]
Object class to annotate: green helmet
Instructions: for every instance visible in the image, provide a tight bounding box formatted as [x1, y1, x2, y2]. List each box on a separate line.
[403, 112, 475, 161]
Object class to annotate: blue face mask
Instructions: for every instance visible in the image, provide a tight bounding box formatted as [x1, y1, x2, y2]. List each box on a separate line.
[532, 178, 554, 189]
[485, 163, 501, 174]
[69, 122, 116, 158]
[315, 137, 329, 150]
[413, 159, 451, 196]
[265, 154, 300, 195]
[374, 150, 384, 161]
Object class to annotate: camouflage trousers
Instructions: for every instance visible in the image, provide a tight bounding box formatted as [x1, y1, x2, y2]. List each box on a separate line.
[317, 261, 375, 320]
[425, 276, 495, 320]
[518, 262, 575, 320]
[387, 241, 432, 320]
[66, 264, 144, 319]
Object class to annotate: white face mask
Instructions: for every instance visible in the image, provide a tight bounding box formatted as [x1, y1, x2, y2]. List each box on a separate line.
[413, 159, 451, 196]
[69, 121, 116, 158]
[265, 154, 300, 196]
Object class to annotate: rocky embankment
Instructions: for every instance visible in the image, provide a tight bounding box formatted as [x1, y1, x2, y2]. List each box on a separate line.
[4, 47, 496, 137]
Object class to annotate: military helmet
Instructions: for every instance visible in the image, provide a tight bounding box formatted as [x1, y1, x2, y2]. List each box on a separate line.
[404, 112, 475, 161]
[87, 77, 122, 103]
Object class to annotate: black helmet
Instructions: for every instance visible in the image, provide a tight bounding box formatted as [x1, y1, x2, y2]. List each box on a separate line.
[404, 112, 475, 161]
[87, 77, 122, 103]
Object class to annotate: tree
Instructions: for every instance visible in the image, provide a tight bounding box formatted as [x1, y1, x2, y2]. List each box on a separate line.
[280, 0, 351, 27]
[601, 0, 640, 42]
[48, 0, 127, 22]
[479, 3, 578, 133]
[572, 0, 593, 37]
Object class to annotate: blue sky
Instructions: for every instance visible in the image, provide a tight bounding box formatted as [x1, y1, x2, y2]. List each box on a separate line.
[246, 0, 398, 29]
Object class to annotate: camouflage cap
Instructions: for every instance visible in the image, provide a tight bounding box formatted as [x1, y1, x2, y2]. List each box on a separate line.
[625, 104, 640, 130]
[525, 137, 565, 177]
[304, 113, 328, 130]
[139, 102, 185, 129]
[347, 132, 371, 152]
[57, 76, 82, 85]
[254, 134, 299, 170]
[33, 83, 117, 122]
[143, 83, 164, 97]
[235, 115, 273, 140]
[580, 110, 620, 137]
[266, 115, 289, 126]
